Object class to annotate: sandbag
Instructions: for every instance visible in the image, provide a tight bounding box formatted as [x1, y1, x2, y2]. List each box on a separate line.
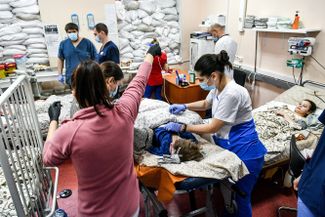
[23, 27, 44, 35]
[120, 46, 133, 55]
[169, 33, 180, 43]
[170, 28, 178, 34]
[118, 21, 129, 31]
[141, 32, 156, 39]
[115, 1, 126, 21]
[16, 13, 40, 20]
[0, 11, 13, 19]
[131, 30, 144, 37]
[168, 21, 179, 28]
[137, 24, 154, 32]
[10, 0, 36, 8]
[28, 53, 48, 58]
[3, 48, 26, 56]
[121, 23, 135, 32]
[0, 40, 25, 46]
[119, 30, 135, 40]
[142, 16, 152, 25]
[155, 27, 163, 36]
[28, 43, 47, 49]
[137, 9, 148, 19]
[162, 7, 177, 15]
[0, 32, 28, 41]
[152, 19, 166, 27]
[164, 14, 178, 21]
[130, 62, 141, 69]
[0, 24, 22, 36]
[133, 49, 145, 58]
[12, 5, 40, 14]
[26, 57, 49, 64]
[125, 1, 139, 10]
[5, 45, 26, 51]
[0, 4, 10, 11]
[0, 0, 14, 3]
[27, 48, 48, 54]
[130, 41, 140, 50]
[118, 37, 129, 50]
[24, 37, 46, 45]
[121, 53, 134, 59]
[163, 27, 170, 37]
[169, 41, 179, 49]
[157, 0, 176, 9]
[152, 12, 165, 20]
[139, 1, 156, 15]
[132, 19, 141, 25]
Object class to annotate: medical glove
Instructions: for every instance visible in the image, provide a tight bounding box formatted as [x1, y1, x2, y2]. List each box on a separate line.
[169, 104, 186, 114]
[163, 122, 183, 133]
[48, 101, 62, 122]
[57, 75, 64, 83]
[147, 44, 162, 57]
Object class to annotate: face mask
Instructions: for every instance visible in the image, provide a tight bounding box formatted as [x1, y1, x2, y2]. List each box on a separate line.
[200, 82, 215, 91]
[68, 33, 78, 41]
[95, 35, 101, 43]
[109, 86, 119, 98]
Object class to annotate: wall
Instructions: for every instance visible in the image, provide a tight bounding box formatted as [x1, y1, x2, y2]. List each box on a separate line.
[38, 0, 115, 65]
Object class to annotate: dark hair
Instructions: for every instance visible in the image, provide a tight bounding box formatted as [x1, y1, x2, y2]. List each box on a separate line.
[65, 22, 79, 32]
[194, 50, 233, 77]
[174, 139, 203, 162]
[72, 60, 113, 116]
[95, 23, 108, 35]
[100, 61, 124, 81]
[304, 99, 317, 114]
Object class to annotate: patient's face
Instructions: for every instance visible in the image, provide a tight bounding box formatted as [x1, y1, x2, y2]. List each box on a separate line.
[295, 100, 312, 117]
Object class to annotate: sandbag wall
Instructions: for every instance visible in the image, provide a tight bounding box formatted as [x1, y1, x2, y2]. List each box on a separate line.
[116, 0, 182, 69]
[0, 0, 49, 67]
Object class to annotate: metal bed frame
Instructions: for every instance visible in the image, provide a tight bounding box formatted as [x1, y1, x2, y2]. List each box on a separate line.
[0, 75, 59, 217]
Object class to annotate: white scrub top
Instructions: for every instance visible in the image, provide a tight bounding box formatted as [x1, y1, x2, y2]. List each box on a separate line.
[214, 34, 238, 78]
[206, 80, 252, 139]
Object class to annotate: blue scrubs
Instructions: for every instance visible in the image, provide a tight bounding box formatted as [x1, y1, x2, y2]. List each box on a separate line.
[58, 38, 97, 85]
[298, 109, 325, 217]
[96, 41, 120, 64]
[148, 127, 197, 156]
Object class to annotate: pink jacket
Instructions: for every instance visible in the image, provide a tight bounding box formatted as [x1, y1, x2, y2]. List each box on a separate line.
[43, 62, 152, 217]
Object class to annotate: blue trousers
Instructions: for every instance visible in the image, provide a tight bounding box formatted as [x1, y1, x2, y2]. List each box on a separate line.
[224, 157, 265, 217]
[144, 85, 163, 100]
[298, 197, 316, 217]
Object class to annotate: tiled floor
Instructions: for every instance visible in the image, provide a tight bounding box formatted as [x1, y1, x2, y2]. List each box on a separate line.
[55, 161, 297, 217]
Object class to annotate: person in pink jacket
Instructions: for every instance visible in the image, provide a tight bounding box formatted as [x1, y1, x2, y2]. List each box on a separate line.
[43, 45, 162, 217]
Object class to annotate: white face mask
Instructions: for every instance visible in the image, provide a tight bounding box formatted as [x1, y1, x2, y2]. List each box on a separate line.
[68, 32, 78, 41]
[109, 86, 118, 98]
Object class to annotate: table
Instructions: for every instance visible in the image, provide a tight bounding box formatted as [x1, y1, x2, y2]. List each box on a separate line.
[163, 70, 209, 117]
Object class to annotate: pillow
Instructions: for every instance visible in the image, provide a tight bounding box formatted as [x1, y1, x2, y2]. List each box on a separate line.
[0, 33, 28, 41]
[27, 48, 47, 54]
[24, 37, 45, 45]
[12, 5, 40, 14]
[0, 24, 22, 36]
[0, 4, 10, 11]
[10, 0, 36, 8]
[16, 13, 40, 20]
[137, 9, 148, 19]
[0, 11, 13, 19]
[5, 45, 26, 51]
[28, 43, 47, 49]
[3, 49, 26, 56]
[139, 1, 156, 15]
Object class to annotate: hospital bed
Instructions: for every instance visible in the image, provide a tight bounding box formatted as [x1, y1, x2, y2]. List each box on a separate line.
[0, 75, 59, 217]
[252, 80, 325, 168]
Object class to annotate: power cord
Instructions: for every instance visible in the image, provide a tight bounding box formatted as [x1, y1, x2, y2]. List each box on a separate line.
[310, 55, 325, 71]
[314, 91, 325, 104]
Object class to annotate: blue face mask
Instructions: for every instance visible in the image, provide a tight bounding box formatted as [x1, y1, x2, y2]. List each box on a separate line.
[110, 86, 119, 98]
[199, 82, 215, 91]
[95, 35, 101, 43]
[68, 33, 78, 41]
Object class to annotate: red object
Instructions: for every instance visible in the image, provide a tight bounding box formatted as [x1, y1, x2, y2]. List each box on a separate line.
[147, 52, 168, 86]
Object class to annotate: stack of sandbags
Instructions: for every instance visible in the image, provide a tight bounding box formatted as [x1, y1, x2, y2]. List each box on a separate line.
[0, 0, 49, 67]
[116, 0, 182, 69]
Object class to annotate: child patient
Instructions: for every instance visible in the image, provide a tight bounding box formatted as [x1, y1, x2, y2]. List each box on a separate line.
[148, 125, 203, 162]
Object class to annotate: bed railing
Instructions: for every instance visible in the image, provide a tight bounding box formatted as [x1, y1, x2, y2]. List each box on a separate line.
[0, 75, 59, 217]
[302, 80, 325, 89]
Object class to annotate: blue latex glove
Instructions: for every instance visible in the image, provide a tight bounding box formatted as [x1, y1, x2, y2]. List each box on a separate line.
[162, 122, 183, 133]
[57, 74, 64, 83]
[169, 104, 186, 114]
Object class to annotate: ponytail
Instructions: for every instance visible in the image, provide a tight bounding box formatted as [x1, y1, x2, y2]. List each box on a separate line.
[194, 50, 232, 77]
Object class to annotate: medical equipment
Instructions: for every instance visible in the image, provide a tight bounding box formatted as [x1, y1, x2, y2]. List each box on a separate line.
[71, 13, 79, 26]
[288, 37, 315, 56]
[157, 147, 182, 164]
[86, 13, 95, 30]
[190, 35, 214, 71]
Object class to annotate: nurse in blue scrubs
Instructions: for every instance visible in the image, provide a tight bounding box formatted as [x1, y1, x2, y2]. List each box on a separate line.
[57, 23, 97, 85]
[93, 23, 120, 64]
[164, 51, 267, 217]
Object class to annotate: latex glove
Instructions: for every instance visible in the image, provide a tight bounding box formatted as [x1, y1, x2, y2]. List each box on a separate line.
[147, 44, 162, 57]
[57, 74, 64, 83]
[162, 122, 183, 133]
[48, 101, 62, 121]
[169, 104, 186, 115]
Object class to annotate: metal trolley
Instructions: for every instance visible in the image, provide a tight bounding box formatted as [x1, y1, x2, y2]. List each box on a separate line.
[0, 75, 59, 217]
